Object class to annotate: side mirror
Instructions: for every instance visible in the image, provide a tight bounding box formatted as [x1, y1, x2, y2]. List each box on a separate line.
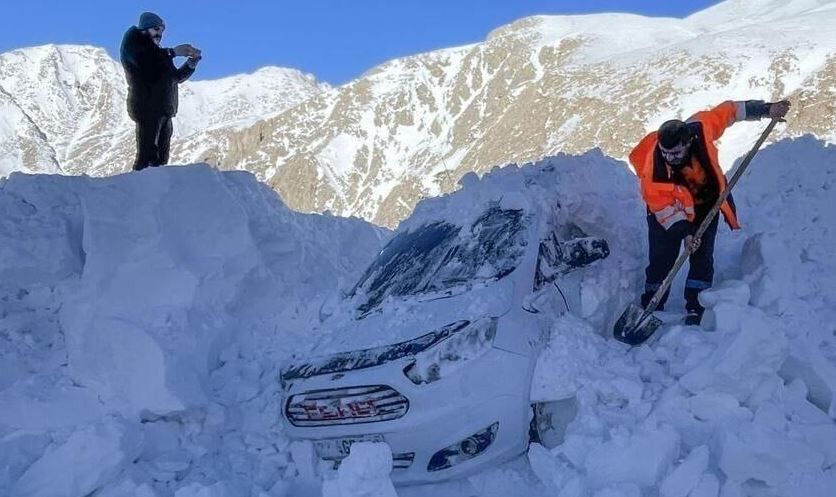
[534, 235, 609, 290]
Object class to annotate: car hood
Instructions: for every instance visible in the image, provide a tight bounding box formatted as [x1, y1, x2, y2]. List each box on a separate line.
[282, 277, 517, 380]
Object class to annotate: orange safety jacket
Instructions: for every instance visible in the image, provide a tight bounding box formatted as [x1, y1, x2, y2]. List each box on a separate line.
[629, 101, 743, 231]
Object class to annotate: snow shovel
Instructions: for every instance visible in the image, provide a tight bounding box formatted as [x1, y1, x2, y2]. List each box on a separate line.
[613, 118, 780, 346]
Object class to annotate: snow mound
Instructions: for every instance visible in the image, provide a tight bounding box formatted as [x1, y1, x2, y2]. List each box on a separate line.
[0, 165, 385, 496]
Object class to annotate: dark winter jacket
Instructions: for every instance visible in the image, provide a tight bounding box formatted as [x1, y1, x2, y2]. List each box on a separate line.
[120, 26, 195, 120]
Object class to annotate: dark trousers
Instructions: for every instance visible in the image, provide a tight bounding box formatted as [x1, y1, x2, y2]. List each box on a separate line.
[641, 212, 719, 313]
[133, 114, 173, 171]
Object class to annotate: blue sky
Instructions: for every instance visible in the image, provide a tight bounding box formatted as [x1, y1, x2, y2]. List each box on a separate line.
[5, 1, 721, 84]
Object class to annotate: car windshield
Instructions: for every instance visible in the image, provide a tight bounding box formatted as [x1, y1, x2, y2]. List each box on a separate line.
[351, 206, 527, 314]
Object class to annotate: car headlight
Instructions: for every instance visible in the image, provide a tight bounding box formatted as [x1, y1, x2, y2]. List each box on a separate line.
[402, 317, 498, 385]
[427, 423, 499, 472]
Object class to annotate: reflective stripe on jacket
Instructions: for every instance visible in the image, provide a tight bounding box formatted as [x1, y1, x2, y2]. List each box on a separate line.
[629, 101, 742, 230]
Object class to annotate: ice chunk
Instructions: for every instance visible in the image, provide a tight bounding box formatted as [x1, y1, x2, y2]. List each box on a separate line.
[679, 308, 787, 402]
[11, 417, 143, 497]
[700, 303, 746, 333]
[659, 445, 709, 497]
[528, 443, 580, 490]
[323, 442, 398, 497]
[689, 473, 719, 497]
[593, 483, 642, 497]
[719, 414, 827, 490]
[697, 280, 750, 308]
[174, 482, 235, 497]
[0, 379, 105, 429]
[62, 316, 188, 418]
[0, 431, 51, 495]
[96, 478, 159, 497]
[687, 393, 752, 423]
[585, 425, 680, 488]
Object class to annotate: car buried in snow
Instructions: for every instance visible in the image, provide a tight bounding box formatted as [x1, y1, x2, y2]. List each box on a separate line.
[279, 201, 609, 484]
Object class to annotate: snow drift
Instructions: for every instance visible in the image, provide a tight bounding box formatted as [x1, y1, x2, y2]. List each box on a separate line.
[0, 165, 386, 496]
[2, 135, 836, 497]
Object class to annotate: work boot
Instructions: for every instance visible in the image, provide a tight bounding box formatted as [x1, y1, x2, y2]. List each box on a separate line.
[684, 309, 704, 326]
[684, 299, 705, 326]
[684, 288, 706, 326]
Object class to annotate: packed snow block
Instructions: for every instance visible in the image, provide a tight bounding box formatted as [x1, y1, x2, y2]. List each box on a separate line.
[779, 355, 834, 417]
[322, 442, 398, 497]
[531, 314, 642, 405]
[698, 281, 750, 332]
[659, 445, 709, 497]
[95, 478, 159, 497]
[289, 441, 318, 480]
[736, 137, 836, 309]
[11, 417, 143, 497]
[55, 165, 277, 417]
[62, 313, 192, 417]
[0, 173, 87, 285]
[686, 393, 752, 424]
[530, 314, 599, 401]
[173, 481, 237, 497]
[0, 431, 51, 495]
[593, 483, 642, 497]
[697, 280, 750, 308]
[740, 233, 795, 309]
[719, 422, 826, 492]
[700, 302, 746, 333]
[0, 378, 105, 429]
[679, 307, 787, 402]
[139, 419, 182, 460]
[528, 443, 583, 491]
[689, 473, 719, 497]
[584, 424, 680, 489]
[782, 379, 836, 468]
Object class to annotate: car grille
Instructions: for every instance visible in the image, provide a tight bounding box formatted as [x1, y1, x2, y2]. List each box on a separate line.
[285, 385, 409, 427]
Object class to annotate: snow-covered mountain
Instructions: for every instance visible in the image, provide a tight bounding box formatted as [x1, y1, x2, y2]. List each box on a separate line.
[3, 0, 836, 227]
[0, 44, 327, 176]
[171, 0, 836, 226]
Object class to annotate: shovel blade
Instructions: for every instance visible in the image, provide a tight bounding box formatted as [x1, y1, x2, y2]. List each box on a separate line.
[613, 303, 663, 346]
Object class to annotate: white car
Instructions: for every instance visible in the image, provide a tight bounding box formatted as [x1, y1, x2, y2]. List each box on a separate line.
[280, 202, 608, 484]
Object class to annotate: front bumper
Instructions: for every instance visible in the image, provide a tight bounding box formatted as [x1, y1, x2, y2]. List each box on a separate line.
[281, 346, 533, 484]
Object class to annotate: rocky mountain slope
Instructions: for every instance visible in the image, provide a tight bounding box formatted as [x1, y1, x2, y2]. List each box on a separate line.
[2, 0, 835, 226]
[0, 45, 327, 176]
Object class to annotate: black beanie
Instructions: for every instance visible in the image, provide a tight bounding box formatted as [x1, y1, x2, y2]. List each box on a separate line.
[657, 120, 690, 148]
[138, 12, 165, 31]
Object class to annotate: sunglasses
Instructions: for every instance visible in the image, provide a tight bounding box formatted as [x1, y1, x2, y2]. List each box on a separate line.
[659, 140, 692, 164]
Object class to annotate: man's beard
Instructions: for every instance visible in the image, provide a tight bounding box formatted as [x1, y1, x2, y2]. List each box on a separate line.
[152, 35, 162, 45]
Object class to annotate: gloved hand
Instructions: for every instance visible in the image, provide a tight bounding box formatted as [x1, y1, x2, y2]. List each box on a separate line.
[187, 54, 202, 68]
[684, 235, 702, 253]
[768, 100, 791, 121]
[173, 44, 199, 57]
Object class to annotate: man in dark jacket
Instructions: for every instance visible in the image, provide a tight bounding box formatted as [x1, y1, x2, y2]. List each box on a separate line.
[120, 12, 201, 171]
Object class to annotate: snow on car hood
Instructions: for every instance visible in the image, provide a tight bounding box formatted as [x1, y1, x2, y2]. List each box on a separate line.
[305, 274, 517, 358]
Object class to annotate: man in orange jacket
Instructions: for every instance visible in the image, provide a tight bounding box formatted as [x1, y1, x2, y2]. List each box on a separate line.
[629, 99, 790, 325]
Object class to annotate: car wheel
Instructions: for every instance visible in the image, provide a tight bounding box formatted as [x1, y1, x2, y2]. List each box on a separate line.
[529, 397, 578, 449]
